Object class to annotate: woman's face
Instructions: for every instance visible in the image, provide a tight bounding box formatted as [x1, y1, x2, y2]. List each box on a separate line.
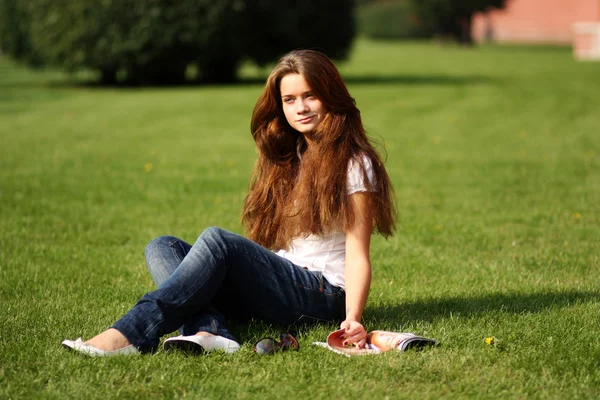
[280, 73, 325, 134]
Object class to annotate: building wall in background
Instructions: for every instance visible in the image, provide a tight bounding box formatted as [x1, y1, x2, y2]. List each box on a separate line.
[472, 0, 600, 59]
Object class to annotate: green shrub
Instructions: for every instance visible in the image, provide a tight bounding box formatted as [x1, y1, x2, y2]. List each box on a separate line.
[0, 1, 42, 65]
[357, 1, 433, 39]
[0, 0, 355, 84]
[241, 0, 355, 66]
[21, 0, 246, 84]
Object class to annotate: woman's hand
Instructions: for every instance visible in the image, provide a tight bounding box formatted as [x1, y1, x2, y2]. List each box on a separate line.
[340, 319, 368, 349]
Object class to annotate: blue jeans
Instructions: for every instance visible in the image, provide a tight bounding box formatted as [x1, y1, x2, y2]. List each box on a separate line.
[112, 227, 346, 352]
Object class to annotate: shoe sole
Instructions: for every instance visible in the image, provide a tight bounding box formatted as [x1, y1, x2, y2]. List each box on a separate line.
[62, 341, 75, 351]
[163, 339, 205, 355]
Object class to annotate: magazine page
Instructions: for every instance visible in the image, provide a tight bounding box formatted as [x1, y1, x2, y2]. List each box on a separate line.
[313, 329, 438, 356]
[324, 328, 381, 356]
[368, 330, 438, 351]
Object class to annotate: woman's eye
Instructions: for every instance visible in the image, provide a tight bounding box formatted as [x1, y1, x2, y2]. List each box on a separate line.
[283, 98, 293, 104]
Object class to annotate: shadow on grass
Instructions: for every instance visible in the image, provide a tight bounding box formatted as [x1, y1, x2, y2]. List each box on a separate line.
[1, 73, 498, 91]
[228, 290, 600, 342]
[224, 290, 600, 342]
[367, 289, 600, 326]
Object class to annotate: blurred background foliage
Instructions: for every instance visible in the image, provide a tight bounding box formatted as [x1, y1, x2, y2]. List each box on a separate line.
[357, 0, 434, 40]
[408, 0, 507, 44]
[357, 0, 506, 43]
[0, 0, 507, 85]
[0, 0, 354, 84]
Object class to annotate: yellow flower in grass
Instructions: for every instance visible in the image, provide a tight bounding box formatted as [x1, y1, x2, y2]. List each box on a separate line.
[573, 213, 581, 220]
[485, 337, 494, 345]
[144, 163, 153, 172]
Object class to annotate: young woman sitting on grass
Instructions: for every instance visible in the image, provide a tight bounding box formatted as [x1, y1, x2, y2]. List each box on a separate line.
[62, 49, 396, 356]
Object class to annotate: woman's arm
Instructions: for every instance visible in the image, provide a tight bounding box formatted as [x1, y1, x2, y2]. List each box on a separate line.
[340, 192, 373, 348]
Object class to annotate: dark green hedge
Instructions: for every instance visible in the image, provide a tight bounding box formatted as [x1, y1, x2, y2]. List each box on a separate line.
[0, 0, 355, 85]
[0, 1, 42, 65]
[241, 0, 355, 66]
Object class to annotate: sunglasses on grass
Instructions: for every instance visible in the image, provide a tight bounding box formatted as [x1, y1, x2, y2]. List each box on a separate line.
[253, 332, 300, 355]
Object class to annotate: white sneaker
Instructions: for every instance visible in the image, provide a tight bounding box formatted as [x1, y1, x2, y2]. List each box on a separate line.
[163, 335, 240, 354]
[62, 338, 139, 357]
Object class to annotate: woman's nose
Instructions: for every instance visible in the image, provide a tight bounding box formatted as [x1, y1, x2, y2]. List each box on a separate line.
[296, 100, 309, 113]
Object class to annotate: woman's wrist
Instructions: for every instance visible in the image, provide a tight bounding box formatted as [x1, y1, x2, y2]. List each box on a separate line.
[344, 312, 362, 323]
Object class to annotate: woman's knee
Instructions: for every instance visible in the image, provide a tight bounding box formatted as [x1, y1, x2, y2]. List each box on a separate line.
[196, 227, 238, 258]
[145, 235, 178, 262]
[144, 235, 186, 287]
[199, 226, 225, 240]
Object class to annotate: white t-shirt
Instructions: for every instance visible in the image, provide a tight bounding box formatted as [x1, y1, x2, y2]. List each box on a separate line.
[275, 155, 376, 289]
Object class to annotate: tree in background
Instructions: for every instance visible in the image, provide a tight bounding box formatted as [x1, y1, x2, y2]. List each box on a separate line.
[241, 0, 354, 66]
[356, 0, 506, 44]
[0, 0, 355, 85]
[410, 0, 507, 45]
[357, 0, 433, 40]
[0, 1, 42, 65]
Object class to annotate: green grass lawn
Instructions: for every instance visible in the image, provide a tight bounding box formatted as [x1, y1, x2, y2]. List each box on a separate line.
[1, 39, 599, 399]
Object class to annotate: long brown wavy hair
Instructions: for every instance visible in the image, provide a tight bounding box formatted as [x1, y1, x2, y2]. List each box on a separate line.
[242, 49, 396, 250]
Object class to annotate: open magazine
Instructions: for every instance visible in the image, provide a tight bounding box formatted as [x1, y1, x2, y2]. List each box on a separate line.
[313, 329, 438, 356]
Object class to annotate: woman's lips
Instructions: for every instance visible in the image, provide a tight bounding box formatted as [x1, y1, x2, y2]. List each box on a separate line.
[297, 116, 315, 123]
